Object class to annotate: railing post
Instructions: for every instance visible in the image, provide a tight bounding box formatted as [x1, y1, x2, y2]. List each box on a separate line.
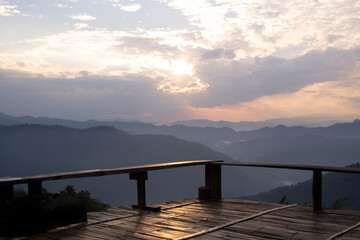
[129, 171, 147, 209]
[205, 163, 222, 200]
[312, 170, 322, 211]
[28, 181, 42, 197]
[0, 184, 14, 202]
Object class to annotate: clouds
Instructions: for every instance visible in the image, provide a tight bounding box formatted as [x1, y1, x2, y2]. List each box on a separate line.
[108, 0, 142, 12]
[201, 48, 236, 60]
[187, 79, 360, 122]
[158, 0, 360, 58]
[0, 1, 20, 16]
[112, 3, 142, 12]
[54, 4, 72, 9]
[74, 23, 90, 29]
[0, 28, 206, 89]
[0, 70, 190, 121]
[71, 13, 96, 21]
[190, 47, 360, 108]
[1, 45, 359, 122]
[0, 0, 360, 122]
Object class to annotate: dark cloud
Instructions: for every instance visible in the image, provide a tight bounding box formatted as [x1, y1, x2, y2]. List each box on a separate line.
[0, 71, 188, 122]
[189, 47, 360, 107]
[1, 47, 359, 122]
[225, 10, 237, 19]
[201, 48, 224, 59]
[327, 34, 341, 43]
[201, 48, 236, 60]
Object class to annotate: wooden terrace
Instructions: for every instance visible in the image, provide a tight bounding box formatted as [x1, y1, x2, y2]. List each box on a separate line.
[1, 160, 360, 239]
[21, 198, 360, 240]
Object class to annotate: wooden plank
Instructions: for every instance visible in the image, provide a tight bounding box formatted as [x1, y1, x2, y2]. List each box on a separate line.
[0, 160, 222, 186]
[268, 206, 360, 226]
[89, 224, 162, 240]
[327, 221, 360, 240]
[175, 204, 297, 239]
[340, 228, 360, 240]
[23, 199, 360, 240]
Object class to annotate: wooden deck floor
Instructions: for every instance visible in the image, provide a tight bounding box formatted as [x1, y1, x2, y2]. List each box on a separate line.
[22, 199, 360, 240]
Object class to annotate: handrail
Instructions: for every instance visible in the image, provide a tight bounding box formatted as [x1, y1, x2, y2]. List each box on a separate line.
[0, 159, 223, 210]
[1, 160, 360, 212]
[0, 160, 222, 186]
[212, 161, 360, 211]
[213, 162, 360, 174]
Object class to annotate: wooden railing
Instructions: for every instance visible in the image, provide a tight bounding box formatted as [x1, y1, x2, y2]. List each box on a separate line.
[1, 160, 360, 211]
[214, 162, 360, 211]
[0, 160, 222, 210]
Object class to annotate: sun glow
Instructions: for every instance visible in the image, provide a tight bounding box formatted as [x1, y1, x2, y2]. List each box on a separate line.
[170, 60, 193, 75]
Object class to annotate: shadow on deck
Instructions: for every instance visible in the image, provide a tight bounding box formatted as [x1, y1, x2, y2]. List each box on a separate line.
[23, 198, 360, 240]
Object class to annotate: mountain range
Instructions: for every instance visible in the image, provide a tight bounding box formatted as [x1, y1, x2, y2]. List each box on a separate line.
[0, 124, 269, 207]
[173, 116, 349, 131]
[1, 112, 360, 151]
[1, 112, 360, 203]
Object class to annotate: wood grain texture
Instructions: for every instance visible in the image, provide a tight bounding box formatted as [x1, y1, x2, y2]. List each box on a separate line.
[21, 199, 360, 240]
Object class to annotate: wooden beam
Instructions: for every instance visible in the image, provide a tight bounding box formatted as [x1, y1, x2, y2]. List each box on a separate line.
[0, 184, 13, 201]
[28, 181, 42, 197]
[312, 170, 322, 211]
[176, 203, 297, 240]
[0, 160, 223, 186]
[129, 172, 147, 209]
[198, 186, 211, 200]
[213, 162, 360, 174]
[205, 164, 221, 200]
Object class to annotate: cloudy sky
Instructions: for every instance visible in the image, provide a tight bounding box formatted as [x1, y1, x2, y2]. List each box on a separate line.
[0, 0, 359, 123]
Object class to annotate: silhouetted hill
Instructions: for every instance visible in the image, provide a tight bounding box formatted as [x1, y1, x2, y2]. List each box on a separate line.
[173, 117, 343, 131]
[224, 135, 360, 166]
[222, 134, 360, 187]
[173, 119, 262, 131]
[1, 112, 360, 152]
[243, 163, 360, 210]
[0, 124, 266, 206]
[233, 121, 360, 141]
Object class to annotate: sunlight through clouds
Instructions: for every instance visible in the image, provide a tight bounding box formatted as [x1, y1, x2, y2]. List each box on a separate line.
[187, 80, 360, 122]
[0, 0, 360, 121]
[157, 0, 360, 58]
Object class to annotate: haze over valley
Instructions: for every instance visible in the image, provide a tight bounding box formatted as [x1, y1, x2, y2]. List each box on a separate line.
[1, 112, 360, 208]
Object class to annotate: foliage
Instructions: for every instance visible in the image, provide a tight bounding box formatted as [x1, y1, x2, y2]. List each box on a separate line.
[279, 195, 288, 205]
[46, 185, 109, 212]
[331, 197, 348, 209]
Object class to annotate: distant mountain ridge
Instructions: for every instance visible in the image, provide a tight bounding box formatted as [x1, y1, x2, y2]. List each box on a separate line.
[223, 134, 360, 166]
[1, 112, 360, 152]
[173, 117, 353, 131]
[2, 113, 360, 206]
